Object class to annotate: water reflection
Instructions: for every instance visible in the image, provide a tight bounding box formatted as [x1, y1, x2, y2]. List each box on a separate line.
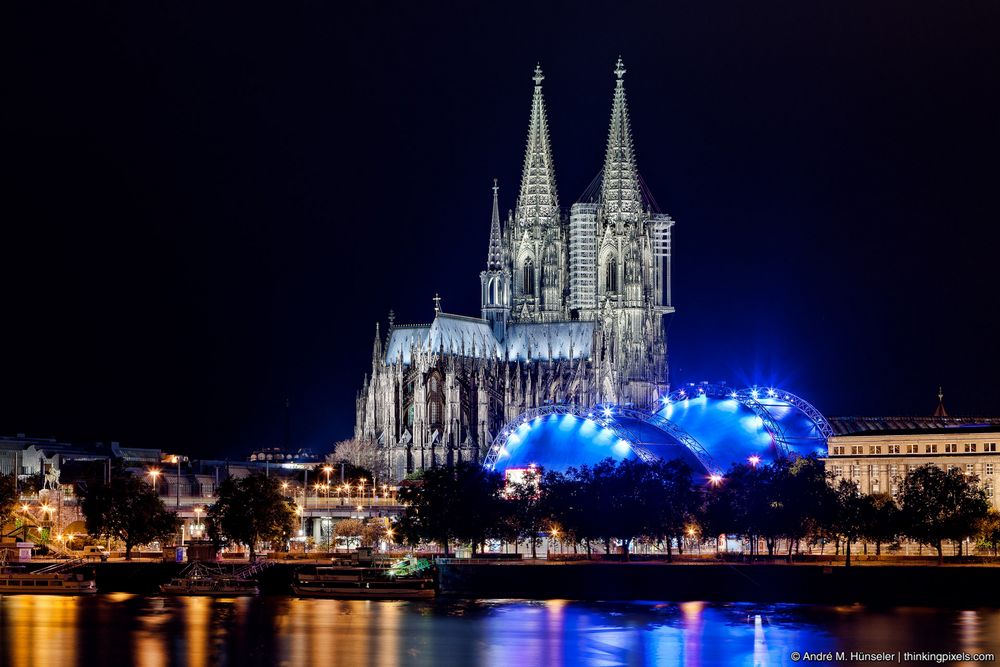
[1, 595, 999, 666]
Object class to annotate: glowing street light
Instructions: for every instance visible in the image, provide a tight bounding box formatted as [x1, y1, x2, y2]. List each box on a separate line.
[748, 455, 761, 468]
[21, 503, 30, 513]
[147, 468, 162, 492]
[708, 474, 723, 486]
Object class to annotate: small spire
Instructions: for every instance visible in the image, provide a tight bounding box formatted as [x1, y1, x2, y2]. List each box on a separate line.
[433, 293, 442, 315]
[387, 309, 395, 330]
[533, 63, 544, 86]
[486, 179, 503, 270]
[934, 386, 948, 417]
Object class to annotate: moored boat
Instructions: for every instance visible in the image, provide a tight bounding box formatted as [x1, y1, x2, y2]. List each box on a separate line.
[159, 562, 260, 596]
[0, 558, 97, 595]
[292, 555, 435, 599]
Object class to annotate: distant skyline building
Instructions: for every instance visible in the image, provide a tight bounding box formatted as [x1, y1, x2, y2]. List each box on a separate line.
[356, 60, 676, 481]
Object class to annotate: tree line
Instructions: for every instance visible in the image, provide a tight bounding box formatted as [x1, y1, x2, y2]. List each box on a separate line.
[395, 457, 999, 565]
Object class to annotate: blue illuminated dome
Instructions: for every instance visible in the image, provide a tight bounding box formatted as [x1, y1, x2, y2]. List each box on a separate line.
[483, 383, 833, 477]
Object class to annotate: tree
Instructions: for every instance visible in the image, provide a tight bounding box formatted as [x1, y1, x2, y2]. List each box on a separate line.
[976, 509, 1000, 556]
[331, 439, 384, 480]
[861, 492, 900, 557]
[899, 464, 990, 564]
[831, 479, 867, 567]
[779, 456, 837, 559]
[505, 466, 547, 559]
[80, 473, 179, 560]
[1, 473, 17, 526]
[360, 520, 386, 548]
[396, 463, 502, 555]
[334, 518, 365, 548]
[208, 474, 297, 561]
[645, 460, 699, 562]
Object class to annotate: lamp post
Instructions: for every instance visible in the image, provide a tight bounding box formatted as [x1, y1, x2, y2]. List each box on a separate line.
[323, 466, 333, 511]
[148, 468, 162, 494]
[194, 507, 203, 539]
[359, 479, 366, 506]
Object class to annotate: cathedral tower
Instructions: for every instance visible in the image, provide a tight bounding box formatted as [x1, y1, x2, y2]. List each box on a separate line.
[510, 65, 566, 322]
[480, 179, 511, 341]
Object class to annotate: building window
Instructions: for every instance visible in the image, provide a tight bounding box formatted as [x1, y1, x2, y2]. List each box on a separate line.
[986, 443, 998, 452]
[986, 484, 994, 498]
[944, 443, 957, 453]
[832, 465, 843, 477]
[965, 443, 977, 453]
[947, 464, 956, 472]
[926, 444, 938, 454]
[888, 444, 900, 454]
[967, 463, 976, 476]
[851, 446, 863, 455]
[870, 445, 882, 454]
[987, 463, 994, 476]
[906, 444, 918, 454]
[889, 464, 899, 478]
[832, 446, 845, 455]
[523, 260, 535, 296]
[850, 465, 860, 479]
[605, 257, 618, 292]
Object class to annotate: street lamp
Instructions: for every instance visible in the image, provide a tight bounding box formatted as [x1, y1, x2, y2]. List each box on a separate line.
[281, 481, 289, 496]
[708, 474, 723, 486]
[148, 468, 162, 493]
[748, 455, 761, 468]
[359, 479, 367, 505]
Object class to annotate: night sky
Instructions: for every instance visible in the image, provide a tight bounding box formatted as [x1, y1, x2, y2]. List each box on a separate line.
[7, 1, 999, 458]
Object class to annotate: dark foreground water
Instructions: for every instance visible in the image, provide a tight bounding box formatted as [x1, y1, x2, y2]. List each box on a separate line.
[1, 595, 998, 666]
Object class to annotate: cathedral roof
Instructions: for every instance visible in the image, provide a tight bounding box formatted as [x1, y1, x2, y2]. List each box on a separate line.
[384, 313, 595, 365]
[384, 313, 502, 364]
[505, 320, 594, 362]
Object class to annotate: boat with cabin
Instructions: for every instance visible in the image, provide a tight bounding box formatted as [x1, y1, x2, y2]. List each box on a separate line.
[0, 555, 97, 595]
[159, 561, 262, 596]
[292, 552, 435, 599]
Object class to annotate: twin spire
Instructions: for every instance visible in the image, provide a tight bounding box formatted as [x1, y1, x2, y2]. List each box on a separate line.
[516, 64, 560, 228]
[490, 58, 644, 261]
[601, 56, 643, 225]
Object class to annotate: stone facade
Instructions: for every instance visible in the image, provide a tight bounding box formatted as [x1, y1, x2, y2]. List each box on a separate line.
[355, 61, 676, 481]
[825, 427, 1000, 508]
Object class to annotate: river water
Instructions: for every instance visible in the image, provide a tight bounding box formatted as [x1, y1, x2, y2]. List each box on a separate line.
[1, 595, 998, 666]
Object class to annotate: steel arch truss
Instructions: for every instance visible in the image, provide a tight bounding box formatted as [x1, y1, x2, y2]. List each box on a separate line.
[656, 382, 832, 459]
[482, 404, 715, 473]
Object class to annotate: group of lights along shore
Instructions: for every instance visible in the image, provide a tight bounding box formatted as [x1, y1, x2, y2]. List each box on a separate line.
[354, 59, 832, 484]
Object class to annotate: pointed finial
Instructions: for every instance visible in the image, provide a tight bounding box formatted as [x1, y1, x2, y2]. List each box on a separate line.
[387, 309, 395, 329]
[533, 63, 544, 86]
[938, 386, 944, 402]
[614, 56, 626, 81]
[433, 293, 442, 315]
[492, 177, 498, 196]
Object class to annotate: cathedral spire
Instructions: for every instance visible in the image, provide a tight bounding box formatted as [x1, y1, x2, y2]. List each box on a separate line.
[486, 179, 503, 270]
[517, 64, 559, 227]
[600, 57, 643, 225]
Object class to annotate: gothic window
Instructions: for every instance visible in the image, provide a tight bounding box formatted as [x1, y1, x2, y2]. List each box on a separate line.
[488, 276, 500, 305]
[523, 259, 535, 296]
[605, 257, 618, 292]
[427, 372, 444, 429]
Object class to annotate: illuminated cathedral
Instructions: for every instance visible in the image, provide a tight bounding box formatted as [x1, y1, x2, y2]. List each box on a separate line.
[356, 59, 676, 481]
